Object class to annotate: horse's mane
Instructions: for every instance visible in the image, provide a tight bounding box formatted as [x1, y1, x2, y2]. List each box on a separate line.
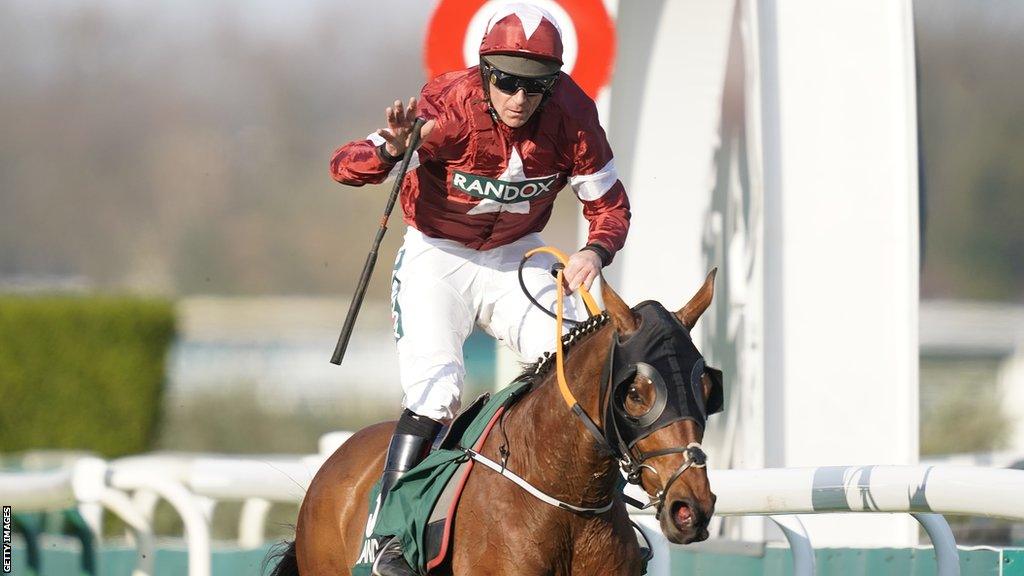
[513, 312, 610, 384]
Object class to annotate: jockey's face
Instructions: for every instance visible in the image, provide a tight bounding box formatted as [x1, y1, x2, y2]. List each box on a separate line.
[488, 83, 543, 128]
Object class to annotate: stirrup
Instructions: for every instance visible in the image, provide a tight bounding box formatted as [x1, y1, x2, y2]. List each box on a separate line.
[371, 536, 419, 576]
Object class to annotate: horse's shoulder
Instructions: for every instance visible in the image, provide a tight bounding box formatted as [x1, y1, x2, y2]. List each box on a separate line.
[331, 420, 395, 458]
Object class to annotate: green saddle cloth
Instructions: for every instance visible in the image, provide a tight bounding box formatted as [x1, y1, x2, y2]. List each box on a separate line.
[352, 380, 531, 575]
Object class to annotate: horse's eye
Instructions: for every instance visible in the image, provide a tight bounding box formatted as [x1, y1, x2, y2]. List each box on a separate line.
[627, 386, 644, 404]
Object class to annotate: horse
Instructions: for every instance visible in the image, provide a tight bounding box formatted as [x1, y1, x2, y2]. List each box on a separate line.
[268, 272, 721, 576]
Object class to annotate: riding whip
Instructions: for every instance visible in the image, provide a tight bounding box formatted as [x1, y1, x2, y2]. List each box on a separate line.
[330, 117, 425, 365]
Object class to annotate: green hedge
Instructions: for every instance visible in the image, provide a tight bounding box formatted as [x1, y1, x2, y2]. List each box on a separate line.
[0, 296, 175, 457]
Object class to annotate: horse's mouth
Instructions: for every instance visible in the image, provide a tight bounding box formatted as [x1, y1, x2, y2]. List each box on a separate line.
[670, 500, 694, 530]
[665, 500, 711, 544]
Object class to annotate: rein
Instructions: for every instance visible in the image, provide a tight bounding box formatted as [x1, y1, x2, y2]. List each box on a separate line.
[486, 247, 710, 520]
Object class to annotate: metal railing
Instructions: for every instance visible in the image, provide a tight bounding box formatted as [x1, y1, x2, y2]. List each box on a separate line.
[4, 449, 1024, 576]
[625, 464, 1024, 576]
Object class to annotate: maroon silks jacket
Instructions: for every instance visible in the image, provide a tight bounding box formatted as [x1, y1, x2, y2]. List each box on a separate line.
[330, 68, 630, 259]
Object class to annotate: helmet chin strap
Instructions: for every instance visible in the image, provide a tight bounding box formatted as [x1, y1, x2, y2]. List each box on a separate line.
[479, 65, 501, 124]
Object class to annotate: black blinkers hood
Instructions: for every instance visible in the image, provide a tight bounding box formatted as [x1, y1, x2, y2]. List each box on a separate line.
[604, 301, 724, 450]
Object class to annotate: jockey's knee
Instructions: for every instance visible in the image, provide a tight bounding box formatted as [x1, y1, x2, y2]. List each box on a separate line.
[507, 285, 582, 363]
[516, 316, 573, 363]
[400, 359, 463, 422]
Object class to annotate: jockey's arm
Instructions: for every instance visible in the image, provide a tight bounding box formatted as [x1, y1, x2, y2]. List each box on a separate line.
[563, 181, 629, 292]
[329, 123, 407, 186]
[329, 96, 437, 187]
[567, 98, 631, 278]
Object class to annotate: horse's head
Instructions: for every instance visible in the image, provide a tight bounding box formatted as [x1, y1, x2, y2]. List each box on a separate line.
[601, 270, 722, 544]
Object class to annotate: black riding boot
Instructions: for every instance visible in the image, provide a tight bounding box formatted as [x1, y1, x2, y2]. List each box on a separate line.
[370, 409, 442, 576]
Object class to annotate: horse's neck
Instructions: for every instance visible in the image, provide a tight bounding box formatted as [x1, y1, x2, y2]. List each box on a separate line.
[504, 326, 619, 507]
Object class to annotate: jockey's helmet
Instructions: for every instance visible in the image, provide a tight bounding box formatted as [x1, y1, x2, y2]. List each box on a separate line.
[479, 3, 563, 79]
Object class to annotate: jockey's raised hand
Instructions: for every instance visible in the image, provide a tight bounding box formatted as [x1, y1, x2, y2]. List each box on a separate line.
[565, 249, 602, 293]
[376, 97, 435, 158]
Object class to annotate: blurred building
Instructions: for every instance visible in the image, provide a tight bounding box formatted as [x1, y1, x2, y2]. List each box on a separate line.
[920, 299, 1024, 454]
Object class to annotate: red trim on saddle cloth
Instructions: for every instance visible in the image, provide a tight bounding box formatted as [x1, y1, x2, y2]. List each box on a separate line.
[425, 406, 507, 572]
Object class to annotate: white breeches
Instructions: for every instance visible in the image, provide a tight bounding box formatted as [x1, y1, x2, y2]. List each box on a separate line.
[391, 227, 581, 421]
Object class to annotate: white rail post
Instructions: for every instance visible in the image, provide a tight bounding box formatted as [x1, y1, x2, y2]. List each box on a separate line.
[768, 515, 815, 576]
[912, 513, 960, 576]
[98, 487, 156, 576]
[109, 469, 211, 576]
[238, 498, 273, 549]
[131, 490, 161, 523]
[77, 502, 104, 542]
[128, 490, 160, 544]
[72, 458, 156, 576]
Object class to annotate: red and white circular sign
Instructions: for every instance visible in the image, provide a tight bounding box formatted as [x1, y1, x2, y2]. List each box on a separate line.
[424, 0, 616, 100]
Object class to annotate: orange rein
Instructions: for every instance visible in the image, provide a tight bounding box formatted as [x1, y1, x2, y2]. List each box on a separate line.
[522, 247, 602, 410]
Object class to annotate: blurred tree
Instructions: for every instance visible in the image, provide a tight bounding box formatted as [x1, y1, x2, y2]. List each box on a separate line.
[0, 296, 174, 457]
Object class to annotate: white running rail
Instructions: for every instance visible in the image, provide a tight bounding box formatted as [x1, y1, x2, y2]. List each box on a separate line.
[701, 465, 1024, 520]
[4, 455, 1024, 576]
[2, 458, 159, 576]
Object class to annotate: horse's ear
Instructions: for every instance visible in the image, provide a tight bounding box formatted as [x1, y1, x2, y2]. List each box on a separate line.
[676, 268, 717, 329]
[601, 276, 637, 334]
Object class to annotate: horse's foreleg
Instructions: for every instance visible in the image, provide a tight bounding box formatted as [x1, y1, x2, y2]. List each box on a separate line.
[568, 510, 646, 576]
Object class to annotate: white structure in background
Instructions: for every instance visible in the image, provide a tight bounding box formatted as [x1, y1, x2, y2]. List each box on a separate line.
[920, 300, 1024, 453]
[600, 0, 920, 547]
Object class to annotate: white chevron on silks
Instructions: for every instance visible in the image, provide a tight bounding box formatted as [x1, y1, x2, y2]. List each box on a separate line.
[466, 146, 557, 215]
[485, 3, 561, 39]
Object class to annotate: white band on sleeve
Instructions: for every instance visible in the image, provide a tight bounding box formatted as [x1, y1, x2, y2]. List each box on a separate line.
[569, 158, 619, 201]
[367, 132, 420, 180]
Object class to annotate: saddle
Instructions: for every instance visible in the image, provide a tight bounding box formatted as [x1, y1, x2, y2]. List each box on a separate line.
[351, 380, 532, 576]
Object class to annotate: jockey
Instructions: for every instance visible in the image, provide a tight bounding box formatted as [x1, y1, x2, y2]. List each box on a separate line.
[329, 4, 630, 574]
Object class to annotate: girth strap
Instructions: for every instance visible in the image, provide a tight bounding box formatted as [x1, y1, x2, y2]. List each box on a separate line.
[462, 447, 614, 516]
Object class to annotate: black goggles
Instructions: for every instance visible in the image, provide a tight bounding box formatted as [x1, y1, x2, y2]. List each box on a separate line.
[485, 64, 558, 96]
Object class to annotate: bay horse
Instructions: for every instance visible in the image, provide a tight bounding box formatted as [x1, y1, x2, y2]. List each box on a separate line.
[269, 272, 721, 575]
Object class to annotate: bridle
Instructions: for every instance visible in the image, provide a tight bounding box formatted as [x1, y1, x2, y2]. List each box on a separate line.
[516, 247, 722, 518]
[620, 443, 707, 516]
